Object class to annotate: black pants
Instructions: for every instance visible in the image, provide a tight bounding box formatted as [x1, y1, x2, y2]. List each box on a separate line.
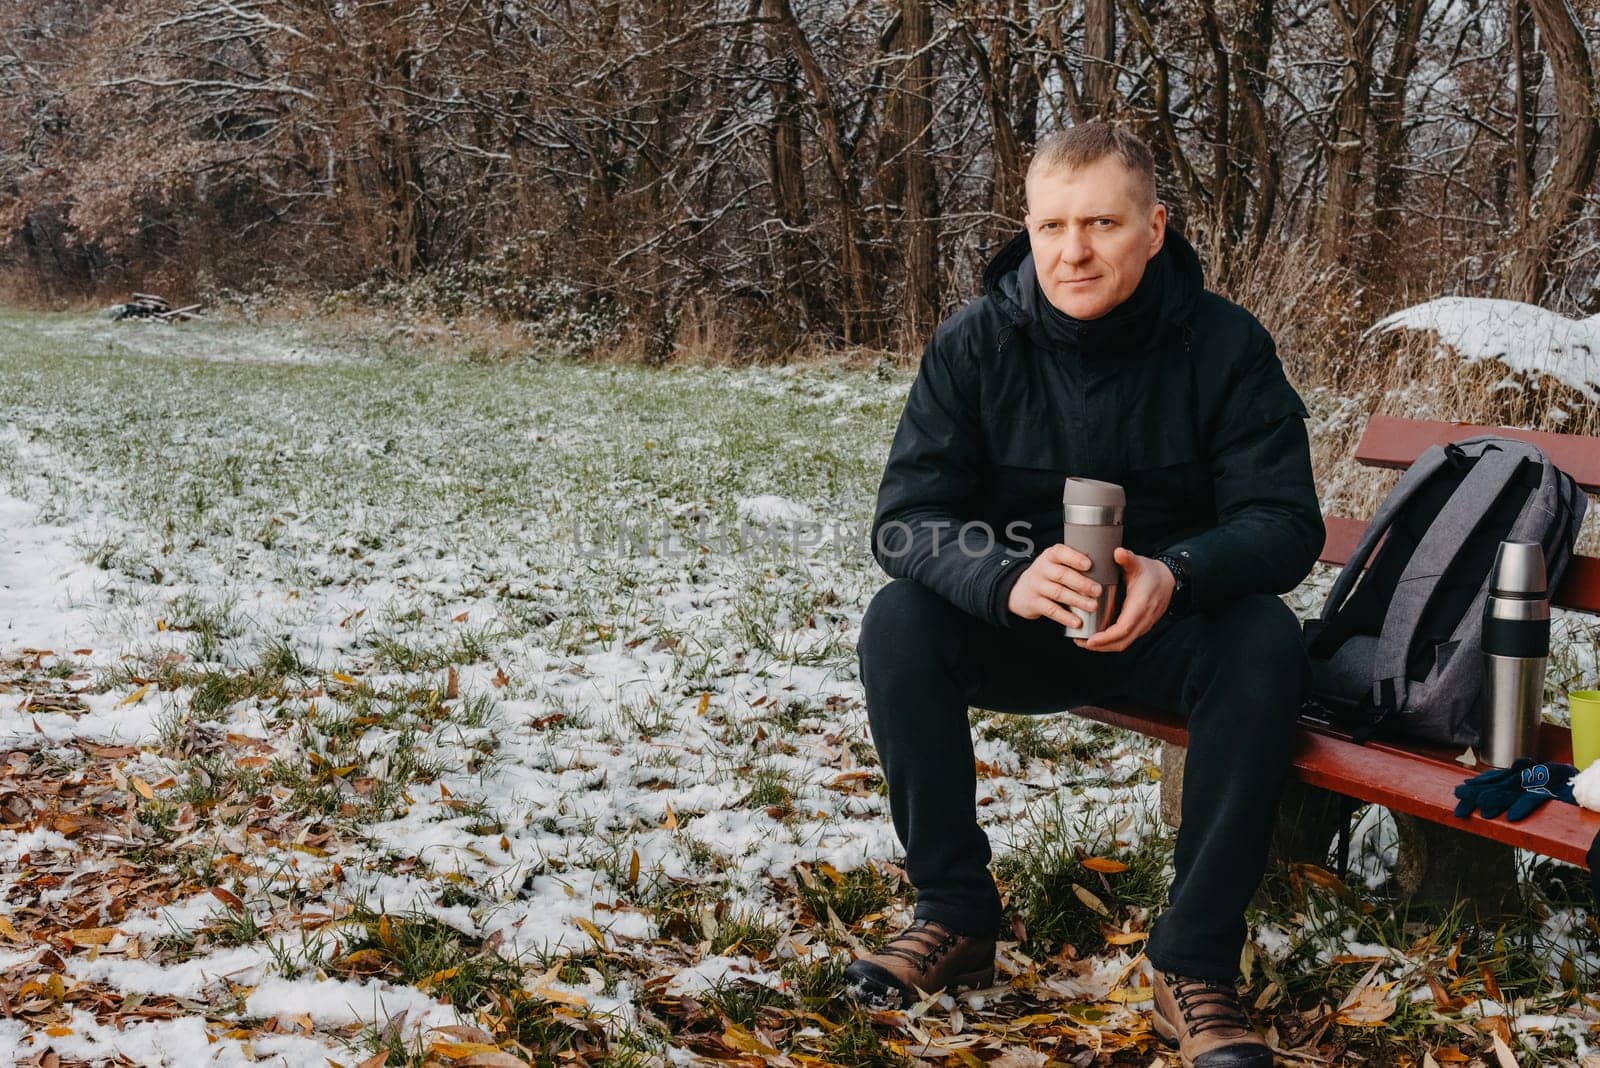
[857, 577, 1310, 981]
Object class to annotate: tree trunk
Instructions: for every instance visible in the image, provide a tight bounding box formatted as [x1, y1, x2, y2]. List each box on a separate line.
[1500, 0, 1599, 303]
[767, 65, 820, 331]
[1367, 0, 1427, 281]
[1320, 0, 1380, 265]
[1509, 0, 1543, 227]
[894, 0, 940, 343]
[1235, 0, 1280, 258]
[765, 0, 880, 344]
[1082, 0, 1117, 118]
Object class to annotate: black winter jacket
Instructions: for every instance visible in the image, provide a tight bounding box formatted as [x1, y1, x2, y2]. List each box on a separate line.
[870, 227, 1324, 627]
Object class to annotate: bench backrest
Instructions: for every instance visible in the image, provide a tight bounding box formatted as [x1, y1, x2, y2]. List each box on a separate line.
[1323, 415, 1600, 613]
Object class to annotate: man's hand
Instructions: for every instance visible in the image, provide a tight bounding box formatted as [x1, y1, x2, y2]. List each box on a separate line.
[1006, 544, 1105, 629]
[1076, 547, 1175, 653]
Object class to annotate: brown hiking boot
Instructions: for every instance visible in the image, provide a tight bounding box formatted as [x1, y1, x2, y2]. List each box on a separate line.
[1150, 970, 1273, 1067]
[841, 918, 995, 1009]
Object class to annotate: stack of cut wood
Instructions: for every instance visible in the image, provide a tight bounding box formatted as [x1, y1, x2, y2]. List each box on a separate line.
[112, 293, 202, 322]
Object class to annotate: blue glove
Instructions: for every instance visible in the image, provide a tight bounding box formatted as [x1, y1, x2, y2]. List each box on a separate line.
[1455, 758, 1578, 822]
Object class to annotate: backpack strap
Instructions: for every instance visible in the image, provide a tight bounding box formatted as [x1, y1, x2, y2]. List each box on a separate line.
[1318, 442, 1458, 625]
[1368, 441, 1531, 715]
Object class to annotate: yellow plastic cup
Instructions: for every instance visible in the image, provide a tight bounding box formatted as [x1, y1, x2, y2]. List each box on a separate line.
[1570, 691, 1600, 771]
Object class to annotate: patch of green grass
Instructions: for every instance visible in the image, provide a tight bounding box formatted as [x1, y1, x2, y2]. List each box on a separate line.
[794, 862, 894, 928]
[993, 799, 1172, 954]
[709, 908, 785, 956]
[778, 953, 850, 1013]
[201, 904, 266, 947]
[702, 976, 789, 1029]
[744, 763, 796, 814]
[341, 907, 520, 1007]
[370, 626, 501, 672]
[817, 1009, 911, 1068]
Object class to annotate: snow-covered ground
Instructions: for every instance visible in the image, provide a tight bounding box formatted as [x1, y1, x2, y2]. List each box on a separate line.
[0, 308, 1596, 1066]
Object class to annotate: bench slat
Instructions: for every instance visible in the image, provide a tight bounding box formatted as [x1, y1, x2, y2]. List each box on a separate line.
[1318, 515, 1600, 612]
[1072, 702, 1600, 868]
[1355, 414, 1600, 492]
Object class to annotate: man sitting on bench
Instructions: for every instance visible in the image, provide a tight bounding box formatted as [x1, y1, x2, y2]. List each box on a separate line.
[847, 123, 1324, 1068]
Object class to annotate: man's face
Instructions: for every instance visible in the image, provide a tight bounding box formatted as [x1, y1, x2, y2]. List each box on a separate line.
[1024, 156, 1167, 321]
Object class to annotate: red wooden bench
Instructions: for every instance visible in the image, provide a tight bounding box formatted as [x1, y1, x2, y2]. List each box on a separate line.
[1074, 415, 1600, 880]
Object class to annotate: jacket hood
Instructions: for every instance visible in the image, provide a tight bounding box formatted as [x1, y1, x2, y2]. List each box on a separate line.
[982, 225, 1204, 353]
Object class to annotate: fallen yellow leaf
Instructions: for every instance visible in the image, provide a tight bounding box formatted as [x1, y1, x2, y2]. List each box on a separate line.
[574, 917, 607, 950]
[429, 1040, 502, 1059]
[118, 684, 151, 707]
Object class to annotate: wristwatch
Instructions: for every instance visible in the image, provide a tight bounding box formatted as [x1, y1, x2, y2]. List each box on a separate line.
[1154, 552, 1192, 620]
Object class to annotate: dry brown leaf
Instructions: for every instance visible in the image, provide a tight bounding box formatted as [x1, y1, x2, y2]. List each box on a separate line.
[1493, 1034, 1520, 1068]
[431, 1025, 497, 1044]
[1081, 857, 1129, 874]
[63, 927, 118, 946]
[1071, 883, 1112, 918]
[209, 887, 244, 912]
[1334, 983, 1397, 1026]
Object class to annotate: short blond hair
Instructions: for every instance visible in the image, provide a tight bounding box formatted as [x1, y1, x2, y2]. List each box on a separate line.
[1027, 122, 1158, 208]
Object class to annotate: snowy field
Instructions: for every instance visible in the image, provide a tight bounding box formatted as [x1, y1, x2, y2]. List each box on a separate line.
[0, 308, 1597, 1067]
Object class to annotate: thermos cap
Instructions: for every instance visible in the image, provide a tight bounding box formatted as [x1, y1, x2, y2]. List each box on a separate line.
[1062, 478, 1126, 507]
[1491, 541, 1547, 597]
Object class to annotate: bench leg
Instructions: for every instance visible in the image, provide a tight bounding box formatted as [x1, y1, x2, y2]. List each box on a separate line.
[1393, 813, 1519, 915]
[1158, 742, 1185, 829]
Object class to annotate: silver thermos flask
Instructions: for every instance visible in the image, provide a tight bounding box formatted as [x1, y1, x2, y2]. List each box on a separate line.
[1061, 478, 1125, 638]
[1481, 540, 1551, 767]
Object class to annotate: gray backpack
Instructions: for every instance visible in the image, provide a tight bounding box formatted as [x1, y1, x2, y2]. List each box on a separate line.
[1305, 436, 1588, 748]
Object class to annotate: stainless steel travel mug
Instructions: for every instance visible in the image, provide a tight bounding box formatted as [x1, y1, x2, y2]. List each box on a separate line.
[1061, 478, 1125, 638]
[1481, 540, 1550, 767]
